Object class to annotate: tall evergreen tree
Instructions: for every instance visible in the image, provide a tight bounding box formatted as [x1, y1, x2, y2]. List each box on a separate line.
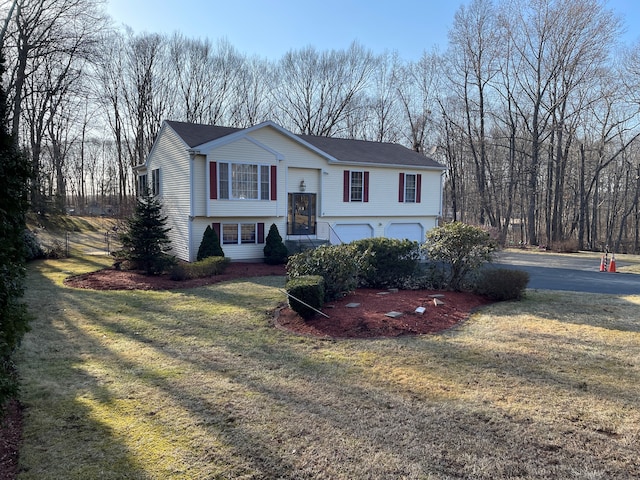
[118, 189, 173, 275]
[0, 52, 32, 405]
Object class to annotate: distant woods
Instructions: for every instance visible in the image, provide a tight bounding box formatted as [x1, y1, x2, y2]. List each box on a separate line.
[2, 0, 640, 251]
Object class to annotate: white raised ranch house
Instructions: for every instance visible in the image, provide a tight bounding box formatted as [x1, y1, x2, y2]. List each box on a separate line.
[136, 120, 446, 262]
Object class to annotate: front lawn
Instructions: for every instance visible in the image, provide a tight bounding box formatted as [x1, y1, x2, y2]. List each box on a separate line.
[16, 254, 640, 479]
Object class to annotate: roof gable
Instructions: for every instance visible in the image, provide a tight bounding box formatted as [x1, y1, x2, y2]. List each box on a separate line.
[163, 120, 445, 170]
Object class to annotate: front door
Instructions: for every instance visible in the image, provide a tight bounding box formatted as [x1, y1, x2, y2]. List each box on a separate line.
[288, 193, 316, 235]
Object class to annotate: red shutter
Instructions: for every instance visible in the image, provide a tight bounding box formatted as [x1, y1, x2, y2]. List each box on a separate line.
[416, 174, 422, 203]
[212, 223, 221, 240]
[343, 170, 350, 202]
[270, 166, 277, 200]
[257, 223, 265, 244]
[363, 171, 369, 202]
[398, 173, 405, 202]
[209, 162, 217, 199]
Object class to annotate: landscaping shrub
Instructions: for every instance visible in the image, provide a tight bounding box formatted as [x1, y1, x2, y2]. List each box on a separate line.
[197, 225, 224, 260]
[263, 223, 288, 265]
[285, 275, 324, 319]
[287, 244, 368, 301]
[45, 239, 68, 259]
[474, 268, 530, 300]
[23, 229, 45, 260]
[351, 237, 420, 288]
[400, 261, 449, 290]
[170, 256, 230, 281]
[422, 222, 497, 291]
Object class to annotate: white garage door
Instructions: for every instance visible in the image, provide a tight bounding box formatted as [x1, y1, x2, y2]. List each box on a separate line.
[333, 224, 373, 243]
[386, 223, 424, 242]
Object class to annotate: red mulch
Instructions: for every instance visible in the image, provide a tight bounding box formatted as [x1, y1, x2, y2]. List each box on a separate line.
[0, 263, 492, 480]
[0, 400, 21, 480]
[275, 288, 492, 339]
[63, 262, 288, 290]
[63, 262, 492, 339]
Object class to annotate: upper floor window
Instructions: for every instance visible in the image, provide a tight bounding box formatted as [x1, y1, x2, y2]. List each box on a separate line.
[398, 173, 422, 203]
[350, 171, 364, 202]
[218, 162, 271, 200]
[404, 173, 417, 203]
[343, 170, 369, 202]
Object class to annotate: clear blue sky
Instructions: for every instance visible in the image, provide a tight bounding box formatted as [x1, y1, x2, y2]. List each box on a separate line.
[105, 0, 640, 61]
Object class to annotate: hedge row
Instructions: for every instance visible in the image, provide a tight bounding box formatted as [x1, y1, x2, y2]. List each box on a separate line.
[169, 256, 230, 281]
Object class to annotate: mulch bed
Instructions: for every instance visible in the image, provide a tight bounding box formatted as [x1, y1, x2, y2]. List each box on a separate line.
[0, 400, 21, 480]
[275, 288, 492, 339]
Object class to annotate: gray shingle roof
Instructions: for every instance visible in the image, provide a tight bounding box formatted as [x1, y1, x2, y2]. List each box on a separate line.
[165, 120, 445, 170]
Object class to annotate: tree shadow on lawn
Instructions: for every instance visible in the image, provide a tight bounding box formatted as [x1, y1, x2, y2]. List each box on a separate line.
[62, 278, 639, 477]
[18, 268, 640, 478]
[17, 272, 147, 479]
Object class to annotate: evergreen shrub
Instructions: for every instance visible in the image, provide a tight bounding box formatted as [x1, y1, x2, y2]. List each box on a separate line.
[287, 244, 368, 301]
[351, 237, 420, 288]
[474, 268, 529, 300]
[263, 223, 288, 265]
[197, 225, 224, 260]
[0, 53, 32, 406]
[285, 275, 324, 319]
[170, 256, 230, 281]
[23, 230, 45, 260]
[421, 222, 497, 291]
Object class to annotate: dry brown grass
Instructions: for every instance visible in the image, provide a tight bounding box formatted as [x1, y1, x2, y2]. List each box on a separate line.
[16, 255, 640, 479]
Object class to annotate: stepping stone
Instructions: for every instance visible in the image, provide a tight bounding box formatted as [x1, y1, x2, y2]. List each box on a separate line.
[415, 306, 426, 315]
[346, 303, 361, 308]
[433, 298, 445, 306]
[429, 294, 445, 298]
[385, 311, 403, 318]
[376, 291, 390, 295]
[388, 288, 399, 293]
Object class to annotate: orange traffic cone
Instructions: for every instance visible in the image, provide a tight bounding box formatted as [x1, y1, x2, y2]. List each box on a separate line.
[600, 255, 606, 272]
[608, 254, 616, 273]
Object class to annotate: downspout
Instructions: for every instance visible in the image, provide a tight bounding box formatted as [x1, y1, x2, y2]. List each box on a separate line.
[188, 149, 198, 262]
[439, 169, 447, 226]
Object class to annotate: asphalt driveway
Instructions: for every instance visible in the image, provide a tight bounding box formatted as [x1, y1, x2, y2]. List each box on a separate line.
[491, 251, 640, 294]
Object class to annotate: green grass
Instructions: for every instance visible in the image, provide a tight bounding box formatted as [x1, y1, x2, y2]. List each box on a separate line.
[16, 253, 640, 479]
[26, 214, 120, 256]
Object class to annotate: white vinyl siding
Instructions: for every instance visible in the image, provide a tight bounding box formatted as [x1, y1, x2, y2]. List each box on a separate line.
[144, 124, 193, 261]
